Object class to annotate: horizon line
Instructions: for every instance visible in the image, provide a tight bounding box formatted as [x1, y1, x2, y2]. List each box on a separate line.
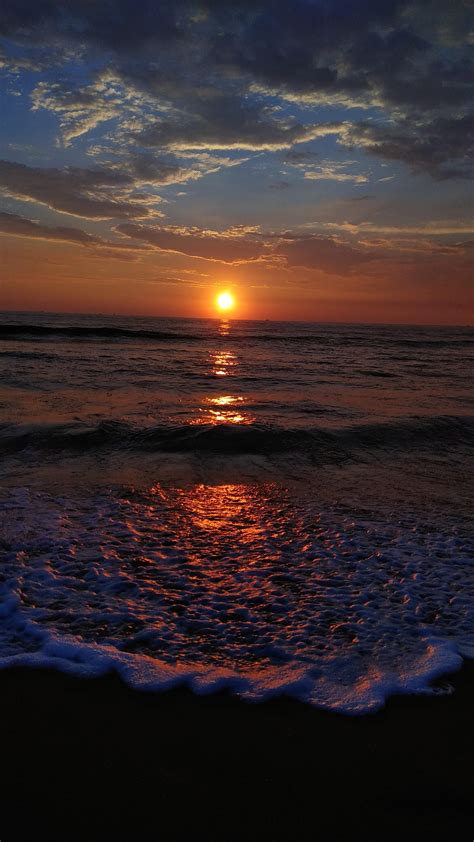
[0, 307, 471, 329]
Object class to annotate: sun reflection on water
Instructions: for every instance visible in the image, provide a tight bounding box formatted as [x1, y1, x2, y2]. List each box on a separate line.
[188, 320, 252, 424]
[218, 318, 230, 337]
[191, 394, 252, 425]
[174, 482, 266, 538]
[211, 350, 237, 376]
[211, 395, 242, 406]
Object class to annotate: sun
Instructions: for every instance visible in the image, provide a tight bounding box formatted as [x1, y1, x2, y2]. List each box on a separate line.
[216, 290, 235, 313]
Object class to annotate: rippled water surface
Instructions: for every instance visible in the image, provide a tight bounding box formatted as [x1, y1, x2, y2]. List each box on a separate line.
[0, 313, 472, 712]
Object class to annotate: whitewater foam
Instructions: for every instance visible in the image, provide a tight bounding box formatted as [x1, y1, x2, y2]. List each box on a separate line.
[0, 483, 472, 713]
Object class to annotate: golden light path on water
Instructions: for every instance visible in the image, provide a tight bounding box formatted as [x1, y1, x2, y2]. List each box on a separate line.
[211, 350, 238, 377]
[191, 318, 254, 425]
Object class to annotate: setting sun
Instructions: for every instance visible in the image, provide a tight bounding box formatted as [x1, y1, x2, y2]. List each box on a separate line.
[216, 291, 235, 313]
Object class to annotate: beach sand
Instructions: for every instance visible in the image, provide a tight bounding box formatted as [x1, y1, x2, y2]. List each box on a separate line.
[0, 663, 472, 841]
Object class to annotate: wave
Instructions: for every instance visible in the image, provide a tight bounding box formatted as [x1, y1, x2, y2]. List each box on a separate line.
[0, 349, 61, 361]
[0, 483, 471, 713]
[1, 323, 472, 347]
[0, 415, 472, 458]
[357, 369, 398, 378]
[0, 324, 202, 342]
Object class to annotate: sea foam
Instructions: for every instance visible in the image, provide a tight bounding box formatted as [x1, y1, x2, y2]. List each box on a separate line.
[0, 483, 471, 713]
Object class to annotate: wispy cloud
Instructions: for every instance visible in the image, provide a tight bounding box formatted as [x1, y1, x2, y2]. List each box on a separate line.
[324, 221, 474, 236]
[302, 162, 368, 184]
[115, 223, 268, 263]
[0, 160, 158, 220]
[0, 211, 150, 258]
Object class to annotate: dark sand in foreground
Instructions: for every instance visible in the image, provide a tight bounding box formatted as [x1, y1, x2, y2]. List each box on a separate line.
[0, 662, 472, 841]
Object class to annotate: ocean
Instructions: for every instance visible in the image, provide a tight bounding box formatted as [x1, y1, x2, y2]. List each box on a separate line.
[0, 312, 472, 713]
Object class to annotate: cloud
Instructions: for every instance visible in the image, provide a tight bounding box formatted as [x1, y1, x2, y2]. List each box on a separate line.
[31, 72, 344, 153]
[275, 233, 380, 274]
[134, 100, 343, 152]
[31, 76, 130, 145]
[302, 162, 368, 184]
[123, 150, 248, 185]
[338, 114, 474, 180]
[285, 155, 369, 183]
[0, 211, 104, 246]
[0, 160, 157, 219]
[324, 221, 474, 237]
[349, 194, 376, 202]
[0, 151, 226, 222]
[111, 218, 474, 274]
[116, 220, 382, 272]
[115, 222, 267, 263]
[0, 211, 149, 257]
[124, 152, 191, 185]
[3, 209, 470, 283]
[0, 0, 472, 187]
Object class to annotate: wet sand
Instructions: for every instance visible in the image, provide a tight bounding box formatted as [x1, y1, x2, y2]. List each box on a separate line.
[0, 662, 472, 841]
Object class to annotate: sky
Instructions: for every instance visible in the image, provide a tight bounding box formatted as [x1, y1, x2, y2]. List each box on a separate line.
[0, 0, 472, 323]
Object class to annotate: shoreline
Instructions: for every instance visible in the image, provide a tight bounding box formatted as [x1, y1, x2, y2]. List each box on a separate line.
[0, 661, 472, 841]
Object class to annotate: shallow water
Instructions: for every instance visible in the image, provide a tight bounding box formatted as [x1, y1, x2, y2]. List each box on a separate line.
[0, 313, 472, 712]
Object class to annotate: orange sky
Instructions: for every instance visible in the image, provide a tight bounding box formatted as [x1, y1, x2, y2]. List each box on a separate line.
[1, 231, 472, 324]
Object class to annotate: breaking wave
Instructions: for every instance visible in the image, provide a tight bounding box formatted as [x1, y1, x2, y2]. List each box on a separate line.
[0, 416, 472, 458]
[0, 483, 472, 713]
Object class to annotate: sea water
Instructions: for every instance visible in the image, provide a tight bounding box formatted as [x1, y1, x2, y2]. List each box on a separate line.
[0, 313, 472, 712]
